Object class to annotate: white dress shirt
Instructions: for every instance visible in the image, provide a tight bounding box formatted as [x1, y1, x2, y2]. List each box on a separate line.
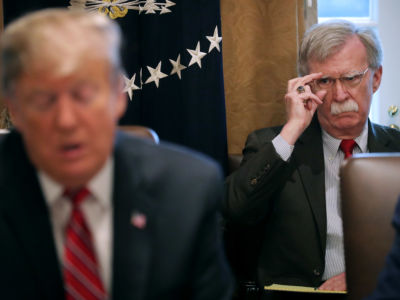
[38, 158, 114, 292]
[272, 122, 368, 279]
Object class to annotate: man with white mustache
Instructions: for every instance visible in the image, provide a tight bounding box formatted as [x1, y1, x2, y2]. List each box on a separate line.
[224, 19, 400, 298]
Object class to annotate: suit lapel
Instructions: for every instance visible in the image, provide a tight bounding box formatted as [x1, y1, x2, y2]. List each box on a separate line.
[292, 118, 327, 252]
[3, 132, 64, 299]
[111, 133, 154, 300]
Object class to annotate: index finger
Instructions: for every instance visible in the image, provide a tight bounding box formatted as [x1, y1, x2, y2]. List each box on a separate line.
[288, 72, 323, 91]
[300, 72, 324, 86]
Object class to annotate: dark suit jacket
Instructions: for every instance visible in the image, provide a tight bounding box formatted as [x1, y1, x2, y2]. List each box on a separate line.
[0, 130, 232, 300]
[224, 117, 400, 288]
[365, 197, 400, 300]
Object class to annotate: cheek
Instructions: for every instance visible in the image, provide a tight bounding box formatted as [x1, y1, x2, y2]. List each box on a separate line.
[15, 112, 59, 151]
[21, 127, 56, 168]
[353, 88, 371, 111]
[87, 113, 116, 143]
[320, 95, 332, 111]
[359, 99, 372, 115]
[15, 112, 49, 137]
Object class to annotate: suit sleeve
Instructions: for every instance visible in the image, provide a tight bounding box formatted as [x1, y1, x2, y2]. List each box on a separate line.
[191, 165, 233, 300]
[224, 130, 295, 225]
[365, 197, 400, 300]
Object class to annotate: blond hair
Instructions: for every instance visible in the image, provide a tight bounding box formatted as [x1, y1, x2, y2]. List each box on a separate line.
[0, 8, 123, 97]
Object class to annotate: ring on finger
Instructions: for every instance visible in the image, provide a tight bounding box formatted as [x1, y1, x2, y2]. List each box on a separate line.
[296, 85, 306, 94]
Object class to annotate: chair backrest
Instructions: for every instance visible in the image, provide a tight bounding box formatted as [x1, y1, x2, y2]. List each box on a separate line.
[119, 125, 159, 144]
[340, 153, 400, 300]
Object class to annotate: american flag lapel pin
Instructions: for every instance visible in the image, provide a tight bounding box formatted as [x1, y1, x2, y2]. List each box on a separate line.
[131, 211, 147, 229]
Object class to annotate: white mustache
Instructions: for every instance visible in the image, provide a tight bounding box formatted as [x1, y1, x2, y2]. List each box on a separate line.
[331, 100, 359, 115]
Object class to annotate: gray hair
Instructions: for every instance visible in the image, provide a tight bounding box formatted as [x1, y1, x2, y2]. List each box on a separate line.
[0, 8, 123, 97]
[298, 19, 382, 76]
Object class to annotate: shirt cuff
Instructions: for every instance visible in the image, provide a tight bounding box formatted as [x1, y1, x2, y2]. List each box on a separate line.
[272, 134, 294, 162]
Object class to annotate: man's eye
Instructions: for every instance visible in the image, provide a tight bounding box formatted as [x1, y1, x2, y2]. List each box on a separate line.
[30, 93, 56, 110]
[71, 84, 98, 103]
[317, 78, 332, 85]
[343, 75, 358, 82]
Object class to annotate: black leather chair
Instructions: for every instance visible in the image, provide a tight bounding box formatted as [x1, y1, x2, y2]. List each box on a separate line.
[119, 125, 159, 144]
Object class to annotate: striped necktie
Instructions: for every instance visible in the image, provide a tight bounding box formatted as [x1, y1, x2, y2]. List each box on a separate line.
[63, 187, 107, 300]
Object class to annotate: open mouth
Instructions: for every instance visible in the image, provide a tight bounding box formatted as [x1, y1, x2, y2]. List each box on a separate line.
[60, 143, 84, 159]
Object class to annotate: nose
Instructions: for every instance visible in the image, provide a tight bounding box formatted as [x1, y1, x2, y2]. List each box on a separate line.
[54, 93, 78, 130]
[332, 79, 349, 102]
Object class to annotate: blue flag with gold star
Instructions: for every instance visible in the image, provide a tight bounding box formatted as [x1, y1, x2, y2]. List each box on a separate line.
[4, 0, 228, 172]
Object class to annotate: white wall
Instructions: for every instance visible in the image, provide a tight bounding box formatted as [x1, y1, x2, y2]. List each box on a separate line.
[372, 0, 400, 126]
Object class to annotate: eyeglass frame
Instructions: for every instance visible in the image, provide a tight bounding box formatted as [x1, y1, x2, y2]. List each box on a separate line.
[312, 67, 369, 92]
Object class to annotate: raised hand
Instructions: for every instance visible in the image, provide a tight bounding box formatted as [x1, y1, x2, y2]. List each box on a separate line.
[280, 73, 327, 145]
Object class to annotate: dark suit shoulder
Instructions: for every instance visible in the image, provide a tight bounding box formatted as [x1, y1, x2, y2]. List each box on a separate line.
[370, 122, 400, 151]
[0, 130, 30, 184]
[249, 125, 283, 144]
[113, 131, 223, 207]
[371, 122, 400, 139]
[115, 131, 222, 178]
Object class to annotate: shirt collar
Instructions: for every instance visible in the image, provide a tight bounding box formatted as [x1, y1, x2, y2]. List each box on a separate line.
[38, 157, 114, 209]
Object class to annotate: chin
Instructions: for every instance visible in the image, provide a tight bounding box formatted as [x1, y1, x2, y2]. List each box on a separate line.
[333, 117, 362, 130]
[55, 173, 91, 188]
[333, 112, 359, 121]
[47, 164, 95, 188]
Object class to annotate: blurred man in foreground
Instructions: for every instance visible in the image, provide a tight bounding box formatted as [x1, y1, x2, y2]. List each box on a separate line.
[0, 8, 232, 300]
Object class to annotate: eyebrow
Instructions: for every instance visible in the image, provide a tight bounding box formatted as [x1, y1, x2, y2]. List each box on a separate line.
[321, 70, 365, 78]
[343, 70, 364, 75]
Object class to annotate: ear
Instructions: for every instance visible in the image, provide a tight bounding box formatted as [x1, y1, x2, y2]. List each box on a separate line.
[114, 75, 127, 120]
[115, 91, 127, 120]
[372, 65, 382, 93]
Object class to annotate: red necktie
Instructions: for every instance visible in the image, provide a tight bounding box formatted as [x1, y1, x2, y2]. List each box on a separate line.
[340, 139, 356, 159]
[63, 187, 107, 300]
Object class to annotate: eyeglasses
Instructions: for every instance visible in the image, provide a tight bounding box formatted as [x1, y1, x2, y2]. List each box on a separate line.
[313, 67, 369, 91]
